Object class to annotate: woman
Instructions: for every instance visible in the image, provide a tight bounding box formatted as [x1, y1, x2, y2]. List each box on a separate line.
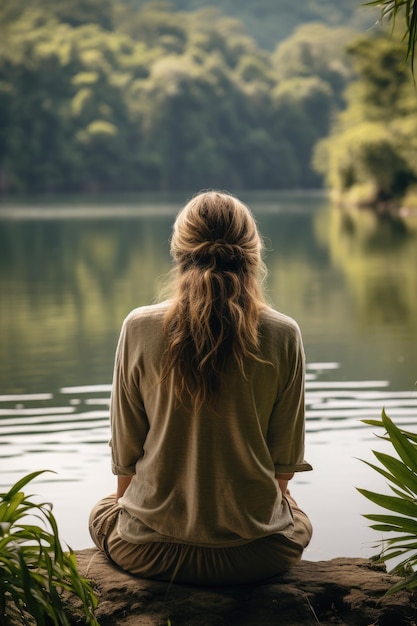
[89, 190, 312, 585]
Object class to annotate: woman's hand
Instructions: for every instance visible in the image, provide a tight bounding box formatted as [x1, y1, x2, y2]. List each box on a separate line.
[116, 475, 133, 500]
[275, 472, 294, 495]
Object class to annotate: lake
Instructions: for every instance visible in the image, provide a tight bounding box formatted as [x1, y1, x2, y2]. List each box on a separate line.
[1, 190, 416, 565]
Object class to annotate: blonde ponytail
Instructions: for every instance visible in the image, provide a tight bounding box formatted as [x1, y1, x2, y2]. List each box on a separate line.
[161, 191, 267, 412]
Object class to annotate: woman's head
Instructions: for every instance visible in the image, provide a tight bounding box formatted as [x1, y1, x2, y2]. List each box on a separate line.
[162, 191, 268, 412]
[170, 190, 264, 278]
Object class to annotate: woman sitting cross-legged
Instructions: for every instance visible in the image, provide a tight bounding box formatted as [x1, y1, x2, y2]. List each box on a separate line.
[89, 190, 313, 585]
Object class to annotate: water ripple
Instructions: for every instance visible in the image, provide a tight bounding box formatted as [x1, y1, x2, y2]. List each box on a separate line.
[0, 368, 415, 465]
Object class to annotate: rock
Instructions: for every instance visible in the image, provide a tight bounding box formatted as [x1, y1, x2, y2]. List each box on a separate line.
[67, 548, 417, 626]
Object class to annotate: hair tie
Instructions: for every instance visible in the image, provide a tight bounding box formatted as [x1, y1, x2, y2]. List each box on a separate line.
[190, 240, 243, 270]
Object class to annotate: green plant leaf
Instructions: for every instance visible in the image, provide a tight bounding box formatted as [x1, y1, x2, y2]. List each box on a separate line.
[376, 532, 417, 545]
[381, 409, 417, 472]
[358, 488, 417, 517]
[389, 483, 417, 500]
[385, 570, 417, 595]
[1, 470, 53, 501]
[403, 430, 417, 444]
[0, 471, 99, 625]
[359, 406, 417, 596]
[1, 492, 27, 523]
[359, 457, 415, 497]
[378, 548, 411, 563]
[393, 553, 417, 570]
[377, 539, 417, 558]
[362, 418, 385, 428]
[373, 450, 417, 494]
[364, 512, 417, 533]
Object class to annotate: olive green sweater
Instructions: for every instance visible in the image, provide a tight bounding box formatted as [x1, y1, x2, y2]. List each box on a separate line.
[110, 301, 312, 547]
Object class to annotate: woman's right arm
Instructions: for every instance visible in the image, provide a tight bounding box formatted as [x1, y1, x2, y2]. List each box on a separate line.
[110, 315, 149, 477]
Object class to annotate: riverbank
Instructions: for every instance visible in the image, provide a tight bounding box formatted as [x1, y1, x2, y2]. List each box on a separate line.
[66, 548, 416, 625]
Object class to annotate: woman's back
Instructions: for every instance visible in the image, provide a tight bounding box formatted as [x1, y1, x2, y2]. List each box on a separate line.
[111, 302, 309, 546]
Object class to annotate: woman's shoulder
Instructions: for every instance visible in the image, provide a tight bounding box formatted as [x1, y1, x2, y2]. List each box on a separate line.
[258, 307, 304, 358]
[259, 307, 303, 348]
[260, 306, 301, 333]
[123, 301, 170, 329]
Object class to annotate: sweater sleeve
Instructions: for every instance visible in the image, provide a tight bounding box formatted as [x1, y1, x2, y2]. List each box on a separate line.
[266, 323, 312, 474]
[109, 315, 149, 475]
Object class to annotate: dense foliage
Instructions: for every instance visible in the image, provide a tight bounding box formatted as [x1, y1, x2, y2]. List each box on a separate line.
[0, 0, 358, 194]
[0, 470, 98, 625]
[124, 0, 377, 50]
[313, 27, 417, 206]
[359, 410, 417, 594]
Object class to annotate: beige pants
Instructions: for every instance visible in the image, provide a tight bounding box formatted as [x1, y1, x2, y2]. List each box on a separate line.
[89, 494, 312, 586]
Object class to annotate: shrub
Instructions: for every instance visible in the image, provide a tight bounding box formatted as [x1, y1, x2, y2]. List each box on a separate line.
[0, 470, 99, 625]
[358, 409, 417, 594]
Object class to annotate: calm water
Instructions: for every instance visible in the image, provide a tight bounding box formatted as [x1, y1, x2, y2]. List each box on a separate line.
[1, 191, 416, 563]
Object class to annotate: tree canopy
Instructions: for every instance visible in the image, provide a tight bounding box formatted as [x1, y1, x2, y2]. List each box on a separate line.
[2, 0, 414, 199]
[313, 27, 417, 206]
[0, 0, 356, 194]
[122, 0, 377, 50]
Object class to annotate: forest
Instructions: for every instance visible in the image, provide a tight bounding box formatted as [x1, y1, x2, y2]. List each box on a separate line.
[123, 0, 377, 50]
[0, 0, 416, 203]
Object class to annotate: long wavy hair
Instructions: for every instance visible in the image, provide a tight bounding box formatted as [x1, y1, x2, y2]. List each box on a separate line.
[161, 190, 268, 412]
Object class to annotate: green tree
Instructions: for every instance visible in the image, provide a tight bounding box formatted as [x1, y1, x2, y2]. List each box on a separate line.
[0, 0, 370, 194]
[0, 7, 152, 192]
[313, 29, 417, 205]
[271, 76, 334, 187]
[124, 0, 377, 50]
[272, 23, 355, 105]
[0, 11, 79, 192]
[0, 0, 115, 30]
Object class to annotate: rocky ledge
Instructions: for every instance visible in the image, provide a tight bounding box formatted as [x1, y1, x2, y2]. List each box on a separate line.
[67, 548, 416, 625]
